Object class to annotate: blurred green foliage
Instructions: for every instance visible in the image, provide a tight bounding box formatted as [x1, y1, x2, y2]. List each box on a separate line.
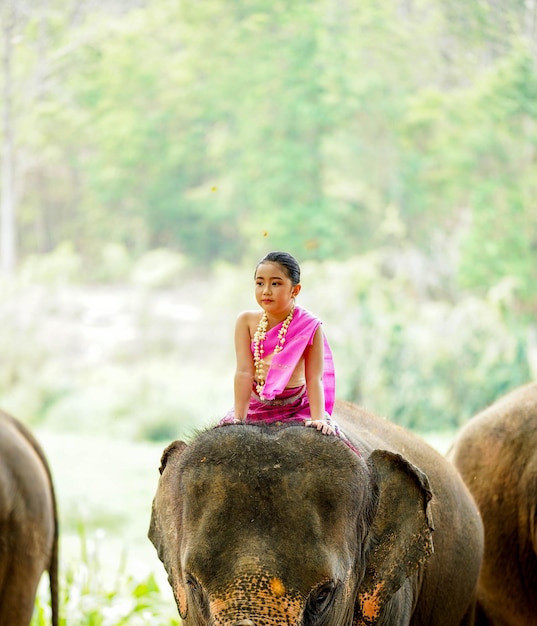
[1, 0, 536, 431]
[31, 525, 179, 626]
[1, 0, 536, 318]
[0, 251, 532, 436]
[27, 431, 180, 624]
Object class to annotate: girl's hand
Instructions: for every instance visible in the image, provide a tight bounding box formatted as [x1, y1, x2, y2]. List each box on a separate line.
[216, 417, 244, 427]
[305, 419, 336, 436]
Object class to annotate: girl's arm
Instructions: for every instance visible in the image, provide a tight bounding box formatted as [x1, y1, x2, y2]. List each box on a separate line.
[234, 312, 255, 421]
[304, 327, 334, 432]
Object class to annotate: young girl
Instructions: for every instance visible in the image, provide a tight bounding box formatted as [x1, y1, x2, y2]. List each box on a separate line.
[218, 251, 337, 435]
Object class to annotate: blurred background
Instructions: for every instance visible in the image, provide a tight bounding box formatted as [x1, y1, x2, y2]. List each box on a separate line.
[1, 0, 536, 623]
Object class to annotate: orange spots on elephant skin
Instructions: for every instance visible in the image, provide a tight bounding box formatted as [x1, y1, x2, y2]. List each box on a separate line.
[210, 597, 227, 614]
[174, 583, 188, 618]
[358, 582, 384, 625]
[270, 577, 286, 597]
[210, 574, 301, 626]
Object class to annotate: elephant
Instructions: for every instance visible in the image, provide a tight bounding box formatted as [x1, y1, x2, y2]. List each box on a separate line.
[448, 381, 537, 626]
[149, 400, 483, 626]
[0, 409, 59, 626]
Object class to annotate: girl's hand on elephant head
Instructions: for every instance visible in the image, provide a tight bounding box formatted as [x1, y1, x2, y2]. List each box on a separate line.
[305, 419, 336, 436]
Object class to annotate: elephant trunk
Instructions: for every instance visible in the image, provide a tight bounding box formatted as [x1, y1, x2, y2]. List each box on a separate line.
[207, 571, 305, 626]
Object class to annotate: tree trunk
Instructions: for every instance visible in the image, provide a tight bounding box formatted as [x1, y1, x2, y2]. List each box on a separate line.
[1, 4, 16, 275]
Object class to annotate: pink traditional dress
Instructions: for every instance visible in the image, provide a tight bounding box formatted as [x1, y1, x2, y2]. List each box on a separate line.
[219, 306, 336, 426]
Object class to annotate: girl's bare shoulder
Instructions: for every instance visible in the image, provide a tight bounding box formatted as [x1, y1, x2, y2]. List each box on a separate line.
[236, 310, 262, 334]
[236, 310, 262, 323]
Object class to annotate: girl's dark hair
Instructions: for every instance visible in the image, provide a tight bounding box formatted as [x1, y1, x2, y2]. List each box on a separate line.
[256, 251, 301, 285]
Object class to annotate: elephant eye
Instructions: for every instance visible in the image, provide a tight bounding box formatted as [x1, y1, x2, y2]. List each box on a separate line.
[305, 581, 337, 624]
[186, 574, 200, 592]
[185, 573, 211, 621]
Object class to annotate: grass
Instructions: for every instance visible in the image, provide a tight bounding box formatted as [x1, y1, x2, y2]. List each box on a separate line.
[32, 529, 180, 626]
[31, 430, 180, 625]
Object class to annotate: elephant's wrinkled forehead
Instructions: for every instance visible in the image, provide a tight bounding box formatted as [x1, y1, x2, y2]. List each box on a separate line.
[176, 425, 368, 591]
[178, 425, 366, 520]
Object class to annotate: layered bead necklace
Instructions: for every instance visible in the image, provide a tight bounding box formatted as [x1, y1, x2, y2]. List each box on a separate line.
[253, 303, 295, 398]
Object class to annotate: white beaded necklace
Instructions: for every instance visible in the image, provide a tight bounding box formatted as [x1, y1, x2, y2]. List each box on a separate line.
[253, 304, 295, 397]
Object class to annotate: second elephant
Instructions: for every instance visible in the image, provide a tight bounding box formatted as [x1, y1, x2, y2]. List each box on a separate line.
[449, 381, 537, 626]
[0, 409, 59, 626]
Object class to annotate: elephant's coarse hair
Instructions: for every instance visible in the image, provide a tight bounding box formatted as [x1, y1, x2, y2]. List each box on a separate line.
[149, 400, 483, 626]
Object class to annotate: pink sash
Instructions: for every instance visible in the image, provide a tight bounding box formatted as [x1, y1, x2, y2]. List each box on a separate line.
[252, 306, 335, 415]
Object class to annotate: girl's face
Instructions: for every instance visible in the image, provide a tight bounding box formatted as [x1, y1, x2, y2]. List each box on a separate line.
[254, 262, 300, 317]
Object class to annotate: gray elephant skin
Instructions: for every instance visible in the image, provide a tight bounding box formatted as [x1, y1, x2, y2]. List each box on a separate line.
[149, 400, 483, 626]
[448, 381, 537, 626]
[0, 409, 59, 626]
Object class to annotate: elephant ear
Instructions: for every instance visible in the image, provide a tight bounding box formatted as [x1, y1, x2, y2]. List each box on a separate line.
[355, 449, 434, 626]
[157, 440, 187, 474]
[148, 440, 189, 619]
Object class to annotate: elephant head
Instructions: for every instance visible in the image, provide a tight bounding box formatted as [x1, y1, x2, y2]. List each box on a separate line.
[148, 425, 433, 626]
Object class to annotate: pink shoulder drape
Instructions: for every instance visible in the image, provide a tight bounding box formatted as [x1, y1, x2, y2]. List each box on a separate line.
[252, 306, 335, 415]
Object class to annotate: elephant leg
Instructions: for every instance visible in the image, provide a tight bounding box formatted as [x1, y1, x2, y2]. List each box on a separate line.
[0, 532, 48, 626]
[0, 563, 43, 626]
